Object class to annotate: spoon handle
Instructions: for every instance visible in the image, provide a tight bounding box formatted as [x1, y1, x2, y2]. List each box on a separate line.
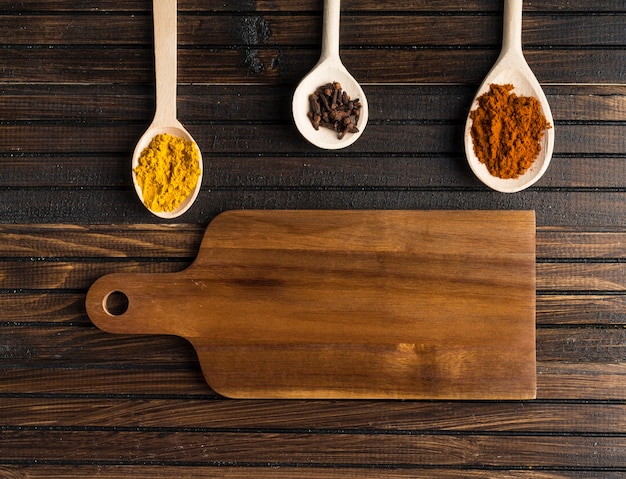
[320, 0, 341, 61]
[152, 0, 178, 125]
[502, 0, 523, 55]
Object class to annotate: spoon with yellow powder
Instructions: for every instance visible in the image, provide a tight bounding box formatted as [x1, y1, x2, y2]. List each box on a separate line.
[131, 0, 203, 218]
[464, 0, 554, 193]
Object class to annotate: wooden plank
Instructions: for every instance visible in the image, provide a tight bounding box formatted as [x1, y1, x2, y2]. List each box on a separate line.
[0, 224, 201, 256]
[537, 295, 626, 326]
[0, 261, 188, 290]
[538, 363, 626, 400]
[2, 154, 626, 190]
[0, 326, 196, 366]
[0, 293, 88, 324]
[2, 0, 626, 13]
[4, 14, 625, 48]
[538, 263, 626, 292]
[538, 229, 626, 258]
[2, 48, 626, 84]
[0, 466, 622, 479]
[0, 224, 202, 257]
[5, 123, 626, 156]
[0, 368, 211, 396]
[538, 328, 626, 362]
[3, 85, 625, 122]
[3, 189, 626, 226]
[1, 429, 625, 468]
[3, 398, 626, 433]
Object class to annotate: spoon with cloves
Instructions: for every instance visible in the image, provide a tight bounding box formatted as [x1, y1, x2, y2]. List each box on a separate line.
[292, 0, 368, 149]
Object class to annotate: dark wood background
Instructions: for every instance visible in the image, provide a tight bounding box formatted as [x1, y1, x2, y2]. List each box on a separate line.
[2, 0, 626, 477]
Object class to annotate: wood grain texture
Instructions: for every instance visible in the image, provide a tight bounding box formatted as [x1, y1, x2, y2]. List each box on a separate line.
[85, 210, 536, 399]
[0, 467, 622, 479]
[3, 0, 626, 476]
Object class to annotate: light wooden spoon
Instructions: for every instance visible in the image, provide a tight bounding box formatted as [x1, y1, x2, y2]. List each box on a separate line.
[131, 0, 203, 218]
[464, 0, 554, 193]
[292, 0, 368, 149]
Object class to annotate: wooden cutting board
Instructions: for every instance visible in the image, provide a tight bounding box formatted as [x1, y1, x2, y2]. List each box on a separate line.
[86, 210, 536, 400]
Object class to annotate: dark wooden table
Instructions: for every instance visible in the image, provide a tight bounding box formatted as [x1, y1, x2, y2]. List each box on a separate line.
[2, 1, 626, 477]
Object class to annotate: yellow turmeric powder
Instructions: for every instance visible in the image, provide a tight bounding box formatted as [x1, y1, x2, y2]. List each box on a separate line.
[470, 83, 551, 179]
[134, 133, 201, 212]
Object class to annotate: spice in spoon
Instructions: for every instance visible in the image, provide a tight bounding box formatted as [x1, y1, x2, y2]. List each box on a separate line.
[133, 133, 201, 213]
[307, 81, 362, 139]
[470, 83, 552, 179]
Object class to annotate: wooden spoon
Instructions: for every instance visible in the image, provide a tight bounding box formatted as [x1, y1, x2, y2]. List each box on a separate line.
[131, 0, 203, 218]
[464, 0, 554, 193]
[292, 0, 368, 149]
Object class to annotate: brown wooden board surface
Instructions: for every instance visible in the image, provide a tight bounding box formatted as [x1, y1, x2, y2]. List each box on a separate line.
[86, 210, 536, 399]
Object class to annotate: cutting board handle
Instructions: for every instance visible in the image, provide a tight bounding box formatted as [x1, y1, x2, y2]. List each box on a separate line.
[85, 272, 191, 337]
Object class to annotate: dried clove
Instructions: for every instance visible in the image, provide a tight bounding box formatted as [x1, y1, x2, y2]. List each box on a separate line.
[306, 81, 362, 139]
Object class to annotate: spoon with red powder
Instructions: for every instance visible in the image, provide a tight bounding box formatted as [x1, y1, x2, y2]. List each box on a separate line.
[464, 0, 554, 193]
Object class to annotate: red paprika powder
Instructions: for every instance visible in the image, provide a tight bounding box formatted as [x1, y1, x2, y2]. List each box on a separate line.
[470, 83, 552, 179]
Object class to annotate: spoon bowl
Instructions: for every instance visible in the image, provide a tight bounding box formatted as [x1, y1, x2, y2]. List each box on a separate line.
[292, 0, 368, 149]
[132, 122, 203, 220]
[464, 0, 554, 193]
[132, 0, 203, 218]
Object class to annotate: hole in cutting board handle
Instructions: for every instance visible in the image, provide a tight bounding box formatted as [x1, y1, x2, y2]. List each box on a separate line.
[103, 291, 129, 316]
